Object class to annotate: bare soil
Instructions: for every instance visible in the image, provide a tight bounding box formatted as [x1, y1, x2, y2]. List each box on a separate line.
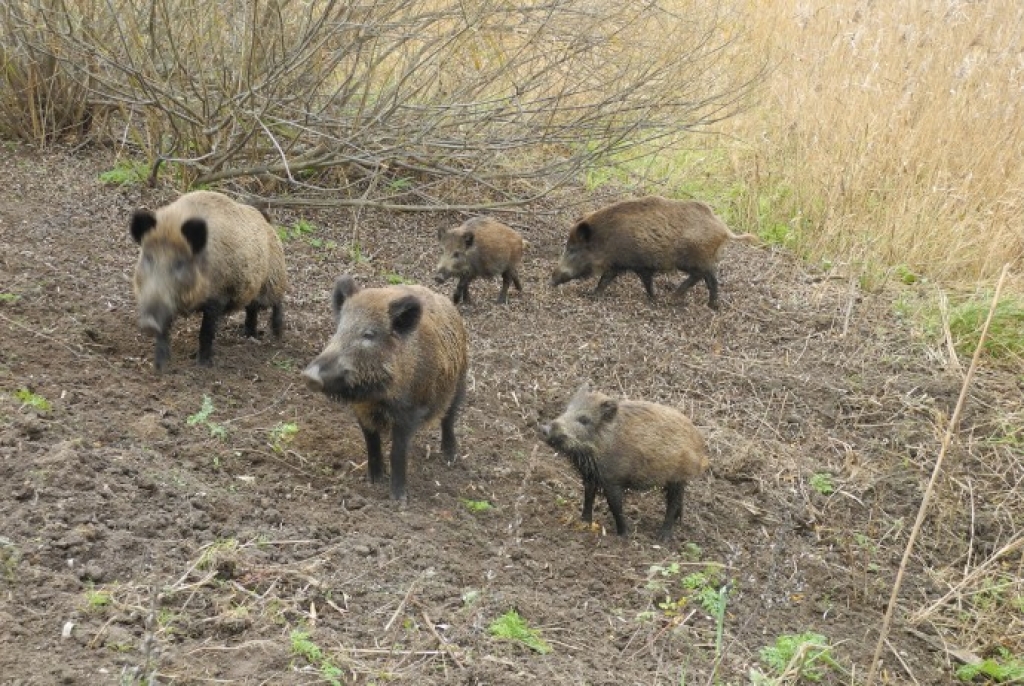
[1, 144, 1020, 684]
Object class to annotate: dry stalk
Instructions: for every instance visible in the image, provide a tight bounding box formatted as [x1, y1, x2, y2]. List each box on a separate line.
[865, 263, 1011, 686]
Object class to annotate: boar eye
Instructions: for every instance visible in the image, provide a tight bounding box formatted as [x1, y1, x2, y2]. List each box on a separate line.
[576, 415, 591, 426]
[361, 329, 376, 340]
[173, 258, 188, 274]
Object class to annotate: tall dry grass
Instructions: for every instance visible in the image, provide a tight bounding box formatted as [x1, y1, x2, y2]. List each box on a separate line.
[717, 0, 1024, 286]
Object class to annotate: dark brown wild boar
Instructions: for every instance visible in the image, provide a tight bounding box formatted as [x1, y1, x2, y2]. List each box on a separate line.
[130, 190, 287, 371]
[434, 217, 526, 304]
[550, 195, 757, 309]
[541, 383, 709, 540]
[302, 275, 469, 503]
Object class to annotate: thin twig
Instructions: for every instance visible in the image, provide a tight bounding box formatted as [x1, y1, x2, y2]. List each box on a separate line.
[865, 263, 1011, 686]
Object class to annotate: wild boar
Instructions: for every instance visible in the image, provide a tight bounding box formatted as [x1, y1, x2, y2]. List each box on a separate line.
[541, 383, 709, 540]
[550, 195, 757, 309]
[130, 190, 287, 371]
[434, 217, 526, 304]
[302, 275, 469, 503]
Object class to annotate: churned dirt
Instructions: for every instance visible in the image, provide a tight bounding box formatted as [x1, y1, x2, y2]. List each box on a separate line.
[2, 144, 1022, 685]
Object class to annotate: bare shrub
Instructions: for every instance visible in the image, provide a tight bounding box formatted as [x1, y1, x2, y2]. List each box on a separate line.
[0, 0, 762, 208]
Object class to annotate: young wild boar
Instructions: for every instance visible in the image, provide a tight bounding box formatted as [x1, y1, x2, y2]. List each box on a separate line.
[541, 383, 709, 540]
[434, 217, 526, 304]
[130, 190, 287, 371]
[550, 195, 758, 309]
[302, 275, 469, 503]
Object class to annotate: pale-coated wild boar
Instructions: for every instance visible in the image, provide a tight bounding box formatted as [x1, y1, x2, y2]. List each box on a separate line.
[302, 275, 469, 503]
[434, 217, 526, 304]
[130, 190, 287, 371]
[550, 195, 758, 309]
[541, 383, 709, 540]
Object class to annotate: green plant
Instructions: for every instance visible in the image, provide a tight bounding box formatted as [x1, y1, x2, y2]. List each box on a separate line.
[0, 539, 20, 582]
[461, 499, 493, 513]
[290, 629, 342, 686]
[809, 472, 834, 496]
[14, 388, 51, 412]
[276, 219, 317, 242]
[945, 294, 1024, 360]
[753, 631, 844, 683]
[956, 648, 1024, 682]
[385, 272, 415, 285]
[347, 242, 369, 264]
[488, 610, 551, 654]
[269, 422, 298, 453]
[98, 160, 149, 186]
[186, 395, 228, 440]
[85, 587, 112, 610]
[0, 293, 19, 303]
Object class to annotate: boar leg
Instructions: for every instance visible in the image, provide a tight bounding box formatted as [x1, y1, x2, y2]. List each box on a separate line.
[271, 304, 284, 338]
[581, 478, 598, 523]
[453, 277, 471, 305]
[636, 269, 656, 299]
[703, 270, 721, 310]
[511, 268, 523, 293]
[154, 333, 171, 372]
[360, 425, 385, 483]
[243, 303, 260, 338]
[603, 482, 630, 536]
[497, 272, 513, 304]
[196, 300, 225, 366]
[675, 271, 702, 302]
[593, 269, 621, 295]
[388, 421, 420, 503]
[440, 375, 466, 465]
[659, 481, 684, 541]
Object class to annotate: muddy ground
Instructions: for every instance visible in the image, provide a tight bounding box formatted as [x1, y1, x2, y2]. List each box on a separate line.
[1, 144, 1022, 685]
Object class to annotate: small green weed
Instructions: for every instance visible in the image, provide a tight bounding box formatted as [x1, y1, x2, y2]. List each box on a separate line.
[196, 538, 239, 572]
[956, 648, 1024, 682]
[385, 272, 415, 285]
[907, 292, 1024, 361]
[14, 388, 50, 412]
[348, 242, 370, 264]
[85, 587, 112, 610]
[809, 472, 834, 495]
[895, 264, 922, 285]
[276, 219, 317, 242]
[186, 395, 228, 440]
[488, 610, 551, 654]
[290, 629, 343, 686]
[460, 499, 493, 513]
[98, 160, 149, 186]
[0, 539, 20, 582]
[0, 293, 19, 303]
[753, 631, 844, 683]
[269, 422, 298, 453]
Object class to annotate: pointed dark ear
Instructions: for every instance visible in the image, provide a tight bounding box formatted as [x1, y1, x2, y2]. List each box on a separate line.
[181, 218, 208, 254]
[129, 209, 157, 244]
[437, 225, 449, 240]
[462, 231, 475, 248]
[599, 398, 618, 423]
[332, 274, 360, 319]
[575, 221, 593, 242]
[389, 295, 422, 336]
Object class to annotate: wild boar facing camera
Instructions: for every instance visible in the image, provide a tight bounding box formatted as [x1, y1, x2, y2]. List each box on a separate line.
[130, 190, 287, 371]
[550, 195, 757, 309]
[541, 383, 709, 540]
[434, 217, 526, 305]
[302, 275, 469, 504]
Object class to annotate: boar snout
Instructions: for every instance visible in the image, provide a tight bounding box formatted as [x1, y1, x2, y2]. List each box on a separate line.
[301, 363, 326, 392]
[138, 305, 172, 337]
[433, 271, 448, 284]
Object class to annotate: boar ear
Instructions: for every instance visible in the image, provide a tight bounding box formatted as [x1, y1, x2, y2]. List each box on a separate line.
[389, 295, 422, 336]
[575, 221, 593, 242]
[599, 398, 618, 423]
[436, 225, 447, 240]
[181, 218, 208, 254]
[462, 231, 475, 248]
[129, 209, 157, 244]
[332, 275, 360, 318]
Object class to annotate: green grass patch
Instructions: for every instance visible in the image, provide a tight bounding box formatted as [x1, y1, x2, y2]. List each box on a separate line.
[809, 472, 835, 495]
[460, 498, 493, 513]
[14, 388, 50, 412]
[753, 631, 844, 683]
[276, 219, 317, 242]
[902, 291, 1024, 362]
[186, 395, 228, 440]
[269, 422, 298, 453]
[488, 610, 551, 654]
[385, 272, 415, 285]
[0, 293, 19, 303]
[956, 648, 1024, 682]
[98, 159, 149, 186]
[290, 629, 343, 686]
